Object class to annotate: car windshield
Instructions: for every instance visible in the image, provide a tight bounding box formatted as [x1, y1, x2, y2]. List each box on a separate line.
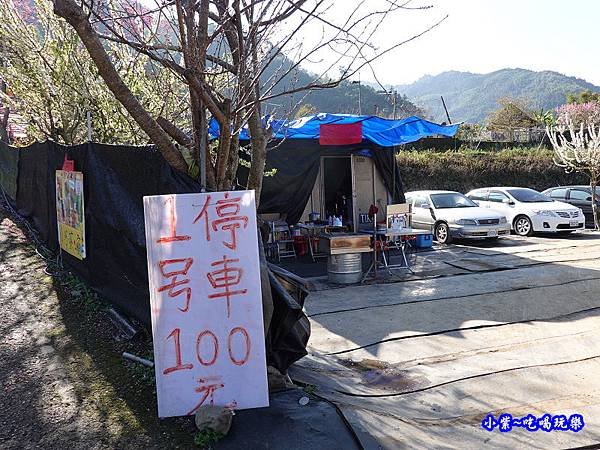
[430, 193, 478, 209]
[506, 188, 553, 203]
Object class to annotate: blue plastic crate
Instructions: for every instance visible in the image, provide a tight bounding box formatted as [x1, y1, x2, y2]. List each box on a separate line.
[415, 233, 433, 248]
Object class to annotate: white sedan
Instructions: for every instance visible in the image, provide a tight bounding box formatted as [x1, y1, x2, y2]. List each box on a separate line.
[405, 190, 511, 244]
[466, 187, 585, 236]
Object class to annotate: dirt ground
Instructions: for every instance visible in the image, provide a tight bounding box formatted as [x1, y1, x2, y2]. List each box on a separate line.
[0, 206, 196, 449]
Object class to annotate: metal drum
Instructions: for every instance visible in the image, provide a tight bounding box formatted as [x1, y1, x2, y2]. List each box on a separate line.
[327, 253, 362, 284]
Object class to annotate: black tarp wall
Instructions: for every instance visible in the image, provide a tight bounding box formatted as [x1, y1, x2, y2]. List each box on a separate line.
[2, 139, 406, 319]
[245, 139, 406, 224]
[1, 140, 309, 372]
[0, 141, 18, 200]
[13, 141, 201, 323]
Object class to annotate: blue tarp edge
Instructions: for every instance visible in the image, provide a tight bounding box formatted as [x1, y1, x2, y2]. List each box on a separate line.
[209, 113, 459, 147]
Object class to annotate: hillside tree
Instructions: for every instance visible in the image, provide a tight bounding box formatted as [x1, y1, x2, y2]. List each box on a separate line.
[486, 97, 537, 132]
[567, 90, 600, 105]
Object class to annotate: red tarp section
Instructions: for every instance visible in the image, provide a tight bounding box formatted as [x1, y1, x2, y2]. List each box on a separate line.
[319, 122, 363, 145]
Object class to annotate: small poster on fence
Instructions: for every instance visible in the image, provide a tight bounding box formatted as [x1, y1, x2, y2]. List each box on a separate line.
[386, 203, 412, 231]
[55, 170, 86, 259]
[143, 190, 268, 418]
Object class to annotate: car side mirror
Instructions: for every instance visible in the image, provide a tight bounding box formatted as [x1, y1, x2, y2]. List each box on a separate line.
[587, 196, 592, 202]
[502, 198, 514, 205]
[420, 203, 431, 209]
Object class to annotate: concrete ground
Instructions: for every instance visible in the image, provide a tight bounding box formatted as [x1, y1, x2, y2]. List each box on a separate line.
[289, 232, 600, 449]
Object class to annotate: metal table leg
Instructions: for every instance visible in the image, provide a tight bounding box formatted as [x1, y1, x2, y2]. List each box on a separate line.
[400, 241, 415, 274]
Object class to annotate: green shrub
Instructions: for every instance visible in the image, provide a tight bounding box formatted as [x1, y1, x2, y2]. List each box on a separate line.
[397, 147, 587, 193]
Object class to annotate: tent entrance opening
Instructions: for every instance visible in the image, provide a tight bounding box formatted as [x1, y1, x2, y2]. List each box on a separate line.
[323, 157, 353, 226]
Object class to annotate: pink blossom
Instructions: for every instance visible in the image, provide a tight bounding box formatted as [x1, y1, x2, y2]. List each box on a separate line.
[12, 0, 37, 24]
[556, 102, 600, 127]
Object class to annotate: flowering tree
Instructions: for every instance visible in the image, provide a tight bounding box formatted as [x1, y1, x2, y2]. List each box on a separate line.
[547, 116, 600, 230]
[0, 0, 189, 149]
[556, 102, 600, 128]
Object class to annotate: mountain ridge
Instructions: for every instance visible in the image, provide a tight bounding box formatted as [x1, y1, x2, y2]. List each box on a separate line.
[394, 68, 600, 124]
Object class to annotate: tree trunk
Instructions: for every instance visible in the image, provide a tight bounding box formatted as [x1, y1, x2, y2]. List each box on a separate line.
[0, 78, 9, 143]
[214, 100, 234, 190]
[591, 173, 600, 231]
[245, 36, 268, 208]
[246, 109, 268, 207]
[224, 134, 240, 190]
[53, 0, 188, 173]
[196, 0, 209, 188]
[205, 143, 216, 190]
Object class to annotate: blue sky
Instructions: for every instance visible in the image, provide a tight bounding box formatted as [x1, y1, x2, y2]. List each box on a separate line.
[342, 0, 600, 86]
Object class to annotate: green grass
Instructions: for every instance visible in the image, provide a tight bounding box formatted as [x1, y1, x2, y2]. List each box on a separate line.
[194, 429, 225, 449]
[62, 273, 106, 316]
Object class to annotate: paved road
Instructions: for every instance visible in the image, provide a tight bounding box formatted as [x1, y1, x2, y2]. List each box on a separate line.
[291, 232, 600, 449]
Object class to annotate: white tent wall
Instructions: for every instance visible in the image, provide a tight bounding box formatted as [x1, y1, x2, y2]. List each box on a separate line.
[300, 155, 389, 231]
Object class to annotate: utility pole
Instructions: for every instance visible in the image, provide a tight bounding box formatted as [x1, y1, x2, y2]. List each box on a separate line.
[440, 96, 452, 124]
[358, 79, 362, 115]
[392, 90, 397, 120]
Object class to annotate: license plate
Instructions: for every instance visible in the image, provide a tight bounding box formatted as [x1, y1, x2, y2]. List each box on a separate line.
[570, 220, 579, 227]
[487, 230, 498, 237]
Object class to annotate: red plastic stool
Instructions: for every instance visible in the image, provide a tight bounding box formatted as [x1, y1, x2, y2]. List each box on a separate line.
[293, 236, 309, 257]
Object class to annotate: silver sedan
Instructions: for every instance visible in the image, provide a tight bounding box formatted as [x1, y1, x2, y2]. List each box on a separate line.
[405, 190, 511, 244]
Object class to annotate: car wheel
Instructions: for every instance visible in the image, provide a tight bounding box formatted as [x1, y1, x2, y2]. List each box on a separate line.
[434, 222, 453, 244]
[513, 215, 533, 236]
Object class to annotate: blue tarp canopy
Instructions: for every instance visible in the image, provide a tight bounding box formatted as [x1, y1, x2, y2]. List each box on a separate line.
[209, 113, 459, 147]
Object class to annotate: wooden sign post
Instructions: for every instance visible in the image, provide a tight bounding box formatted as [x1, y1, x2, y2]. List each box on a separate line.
[143, 191, 268, 418]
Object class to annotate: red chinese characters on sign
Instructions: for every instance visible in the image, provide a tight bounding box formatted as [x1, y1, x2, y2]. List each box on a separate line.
[186, 376, 225, 415]
[157, 258, 194, 312]
[157, 196, 191, 243]
[155, 195, 194, 313]
[144, 190, 268, 418]
[206, 256, 248, 318]
[193, 193, 249, 250]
